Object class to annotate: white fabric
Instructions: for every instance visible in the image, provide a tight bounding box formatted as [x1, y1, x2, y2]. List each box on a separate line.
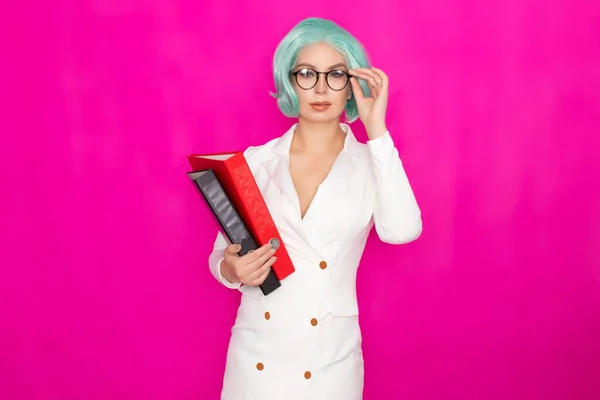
[208, 123, 422, 400]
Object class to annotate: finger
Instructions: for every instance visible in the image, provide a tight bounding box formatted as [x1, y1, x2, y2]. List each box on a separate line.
[249, 268, 271, 287]
[370, 67, 388, 88]
[256, 256, 277, 276]
[249, 248, 277, 269]
[258, 255, 277, 275]
[246, 256, 277, 283]
[351, 70, 377, 88]
[253, 257, 278, 285]
[349, 68, 374, 80]
[356, 67, 388, 98]
[351, 68, 381, 84]
[370, 67, 387, 81]
[351, 73, 378, 98]
[360, 75, 379, 95]
[350, 77, 366, 102]
[243, 243, 273, 261]
[224, 243, 242, 255]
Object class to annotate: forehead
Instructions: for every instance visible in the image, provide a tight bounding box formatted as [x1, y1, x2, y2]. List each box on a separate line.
[295, 42, 346, 68]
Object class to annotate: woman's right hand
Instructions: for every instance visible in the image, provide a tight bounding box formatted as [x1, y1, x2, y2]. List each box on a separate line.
[220, 243, 277, 286]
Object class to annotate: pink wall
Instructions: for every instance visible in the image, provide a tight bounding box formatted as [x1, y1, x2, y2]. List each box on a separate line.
[2, 1, 600, 399]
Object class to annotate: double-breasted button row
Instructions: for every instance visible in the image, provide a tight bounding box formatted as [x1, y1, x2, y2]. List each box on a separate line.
[263, 311, 318, 327]
[255, 362, 311, 379]
[256, 262, 324, 380]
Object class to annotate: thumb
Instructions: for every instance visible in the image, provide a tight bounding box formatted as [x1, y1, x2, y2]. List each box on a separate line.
[350, 77, 365, 103]
[226, 243, 242, 254]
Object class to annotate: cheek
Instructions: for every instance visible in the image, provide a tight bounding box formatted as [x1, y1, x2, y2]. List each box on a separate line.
[296, 90, 310, 103]
[332, 92, 350, 108]
[292, 85, 307, 101]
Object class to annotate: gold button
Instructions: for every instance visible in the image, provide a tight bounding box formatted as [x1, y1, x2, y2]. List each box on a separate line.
[310, 318, 318, 326]
[264, 311, 270, 320]
[304, 371, 312, 379]
[256, 362, 264, 371]
[319, 261, 327, 269]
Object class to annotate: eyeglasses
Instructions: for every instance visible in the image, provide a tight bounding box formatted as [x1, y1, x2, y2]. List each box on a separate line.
[290, 68, 351, 91]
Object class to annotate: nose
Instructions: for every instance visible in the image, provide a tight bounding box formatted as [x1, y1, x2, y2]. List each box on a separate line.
[315, 73, 328, 94]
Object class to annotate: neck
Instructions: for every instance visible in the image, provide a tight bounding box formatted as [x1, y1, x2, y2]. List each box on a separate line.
[291, 117, 346, 155]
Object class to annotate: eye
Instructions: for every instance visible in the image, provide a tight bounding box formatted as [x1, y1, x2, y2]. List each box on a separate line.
[297, 68, 316, 78]
[328, 70, 346, 78]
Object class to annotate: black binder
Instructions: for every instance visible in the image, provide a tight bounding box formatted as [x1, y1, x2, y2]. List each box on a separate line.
[188, 169, 281, 295]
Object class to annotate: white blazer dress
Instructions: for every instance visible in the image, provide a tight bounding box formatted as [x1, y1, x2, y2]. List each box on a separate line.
[208, 123, 422, 400]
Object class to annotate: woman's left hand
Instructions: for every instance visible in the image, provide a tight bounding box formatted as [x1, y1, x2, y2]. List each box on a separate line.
[349, 66, 389, 140]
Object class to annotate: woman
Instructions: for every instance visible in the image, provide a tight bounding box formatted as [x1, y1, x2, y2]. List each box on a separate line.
[208, 17, 422, 400]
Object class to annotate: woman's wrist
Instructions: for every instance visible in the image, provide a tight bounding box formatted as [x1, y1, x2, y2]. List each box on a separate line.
[220, 259, 239, 284]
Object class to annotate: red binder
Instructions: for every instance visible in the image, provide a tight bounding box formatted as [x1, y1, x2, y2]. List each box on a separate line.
[187, 151, 296, 281]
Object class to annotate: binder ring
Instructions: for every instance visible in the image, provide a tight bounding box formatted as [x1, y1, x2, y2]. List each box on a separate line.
[269, 238, 280, 250]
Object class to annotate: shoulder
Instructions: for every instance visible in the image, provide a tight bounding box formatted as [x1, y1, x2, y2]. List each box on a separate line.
[243, 137, 277, 160]
[241, 123, 296, 166]
[354, 129, 398, 163]
[340, 123, 374, 162]
[242, 137, 279, 171]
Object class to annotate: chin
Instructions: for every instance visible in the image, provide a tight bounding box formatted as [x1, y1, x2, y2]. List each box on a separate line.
[302, 114, 341, 124]
[300, 106, 344, 123]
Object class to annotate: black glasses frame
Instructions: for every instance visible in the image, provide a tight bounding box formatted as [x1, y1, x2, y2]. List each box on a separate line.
[290, 68, 351, 91]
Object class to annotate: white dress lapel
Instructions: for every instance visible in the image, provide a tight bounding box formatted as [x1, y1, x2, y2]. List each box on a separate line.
[259, 123, 363, 255]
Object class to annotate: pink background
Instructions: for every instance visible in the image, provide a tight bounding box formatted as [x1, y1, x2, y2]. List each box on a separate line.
[2, 1, 600, 399]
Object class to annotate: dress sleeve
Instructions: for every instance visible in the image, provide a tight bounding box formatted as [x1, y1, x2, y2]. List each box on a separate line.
[208, 231, 242, 289]
[366, 131, 422, 244]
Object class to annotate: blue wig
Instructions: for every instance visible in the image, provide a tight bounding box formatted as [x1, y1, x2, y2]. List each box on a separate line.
[271, 17, 372, 123]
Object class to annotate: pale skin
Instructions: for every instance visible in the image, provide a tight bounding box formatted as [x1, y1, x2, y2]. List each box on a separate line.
[221, 41, 390, 286]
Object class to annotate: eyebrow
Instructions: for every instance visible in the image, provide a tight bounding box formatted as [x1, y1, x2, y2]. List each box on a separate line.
[294, 62, 348, 70]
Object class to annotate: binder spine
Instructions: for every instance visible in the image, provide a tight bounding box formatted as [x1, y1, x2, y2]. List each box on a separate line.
[233, 162, 275, 235]
[229, 158, 294, 280]
[189, 170, 280, 296]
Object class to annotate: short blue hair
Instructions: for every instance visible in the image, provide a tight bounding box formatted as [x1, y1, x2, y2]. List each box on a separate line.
[271, 17, 372, 123]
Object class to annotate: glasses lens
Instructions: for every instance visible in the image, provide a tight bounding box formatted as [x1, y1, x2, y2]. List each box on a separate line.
[295, 68, 317, 89]
[326, 70, 349, 91]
